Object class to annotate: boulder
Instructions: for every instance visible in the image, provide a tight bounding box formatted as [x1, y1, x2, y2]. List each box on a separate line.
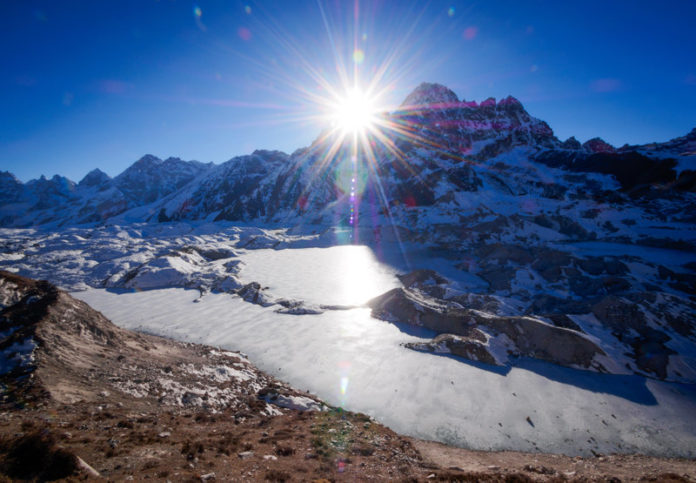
[368, 286, 607, 372]
[237, 282, 274, 307]
[405, 332, 501, 366]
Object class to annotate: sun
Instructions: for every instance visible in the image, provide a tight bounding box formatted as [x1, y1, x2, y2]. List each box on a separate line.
[332, 88, 378, 135]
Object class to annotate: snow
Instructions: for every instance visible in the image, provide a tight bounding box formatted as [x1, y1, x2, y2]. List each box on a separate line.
[181, 363, 255, 383]
[0, 337, 37, 375]
[260, 393, 325, 412]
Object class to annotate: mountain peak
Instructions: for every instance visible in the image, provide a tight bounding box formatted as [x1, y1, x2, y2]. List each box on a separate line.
[135, 154, 163, 166]
[561, 136, 582, 150]
[78, 168, 111, 188]
[0, 171, 21, 184]
[583, 137, 616, 153]
[401, 82, 459, 107]
[498, 95, 523, 109]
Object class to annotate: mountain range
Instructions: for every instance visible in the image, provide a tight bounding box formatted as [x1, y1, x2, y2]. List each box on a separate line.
[2, 82, 694, 228]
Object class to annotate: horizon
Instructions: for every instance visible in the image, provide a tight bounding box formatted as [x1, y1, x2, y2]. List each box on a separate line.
[3, 0, 695, 182]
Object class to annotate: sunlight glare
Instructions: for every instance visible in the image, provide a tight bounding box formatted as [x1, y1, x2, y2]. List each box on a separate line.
[332, 88, 377, 134]
[337, 245, 388, 305]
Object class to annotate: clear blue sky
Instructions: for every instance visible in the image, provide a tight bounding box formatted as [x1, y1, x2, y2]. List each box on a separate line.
[2, 0, 695, 182]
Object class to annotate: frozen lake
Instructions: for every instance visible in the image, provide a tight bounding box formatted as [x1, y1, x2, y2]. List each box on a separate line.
[73, 245, 696, 458]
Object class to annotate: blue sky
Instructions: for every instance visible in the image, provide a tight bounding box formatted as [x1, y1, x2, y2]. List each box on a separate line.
[2, 0, 695, 182]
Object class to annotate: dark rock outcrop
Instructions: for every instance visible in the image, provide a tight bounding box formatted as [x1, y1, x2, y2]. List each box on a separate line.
[367, 280, 607, 372]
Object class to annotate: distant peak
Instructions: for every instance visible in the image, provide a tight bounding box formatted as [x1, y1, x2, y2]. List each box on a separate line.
[480, 97, 496, 108]
[79, 168, 111, 187]
[0, 171, 21, 182]
[583, 137, 616, 153]
[135, 154, 163, 165]
[561, 136, 582, 150]
[498, 95, 522, 107]
[401, 82, 459, 107]
[86, 168, 108, 176]
[252, 149, 289, 158]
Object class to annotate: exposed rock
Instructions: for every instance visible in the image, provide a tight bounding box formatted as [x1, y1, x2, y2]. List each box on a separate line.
[449, 293, 501, 314]
[368, 284, 607, 372]
[591, 295, 678, 379]
[527, 295, 591, 315]
[583, 137, 616, 153]
[405, 332, 501, 366]
[545, 314, 584, 332]
[237, 282, 274, 307]
[397, 269, 449, 297]
[401, 82, 459, 107]
[591, 296, 646, 333]
[561, 136, 582, 150]
[481, 315, 607, 371]
[274, 299, 324, 315]
[258, 385, 325, 411]
[367, 288, 473, 335]
[475, 243, 535, 266]
[479, 267, 517, 291]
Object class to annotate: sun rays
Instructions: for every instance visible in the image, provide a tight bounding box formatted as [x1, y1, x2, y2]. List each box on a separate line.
[330, 88, 378, 135]
[207, 1, 470, 250]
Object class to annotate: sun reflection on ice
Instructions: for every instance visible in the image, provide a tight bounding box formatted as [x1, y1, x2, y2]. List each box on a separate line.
[237, 245, 400, 307]
[338, 361, 351, 408]
[337, 245, 387, 306]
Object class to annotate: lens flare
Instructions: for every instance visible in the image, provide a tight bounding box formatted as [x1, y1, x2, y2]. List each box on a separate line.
[188, 1, 463, 265]
[238, 27, 252, 41]
[332, 88, 377, 135]
[464, 26, 478, 40]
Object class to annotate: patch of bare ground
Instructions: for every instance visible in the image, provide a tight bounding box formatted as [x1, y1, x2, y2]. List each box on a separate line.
[1, 271, 694, 481]
[414, 439, 696, 482]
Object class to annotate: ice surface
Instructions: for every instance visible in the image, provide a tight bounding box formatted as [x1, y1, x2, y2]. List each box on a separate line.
[237, 246, 401, 306]
[74, 285, 696, 458]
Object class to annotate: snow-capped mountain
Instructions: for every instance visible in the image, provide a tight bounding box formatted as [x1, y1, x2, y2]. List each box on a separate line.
[2, 83, 694, 228]
[1, 82, 695, 384]
[113, 154, 212, 205]
[0, 154, 213, 226]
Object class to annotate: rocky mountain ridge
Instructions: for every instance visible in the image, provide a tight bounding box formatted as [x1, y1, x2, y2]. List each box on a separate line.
[1, 83, 694, 228]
